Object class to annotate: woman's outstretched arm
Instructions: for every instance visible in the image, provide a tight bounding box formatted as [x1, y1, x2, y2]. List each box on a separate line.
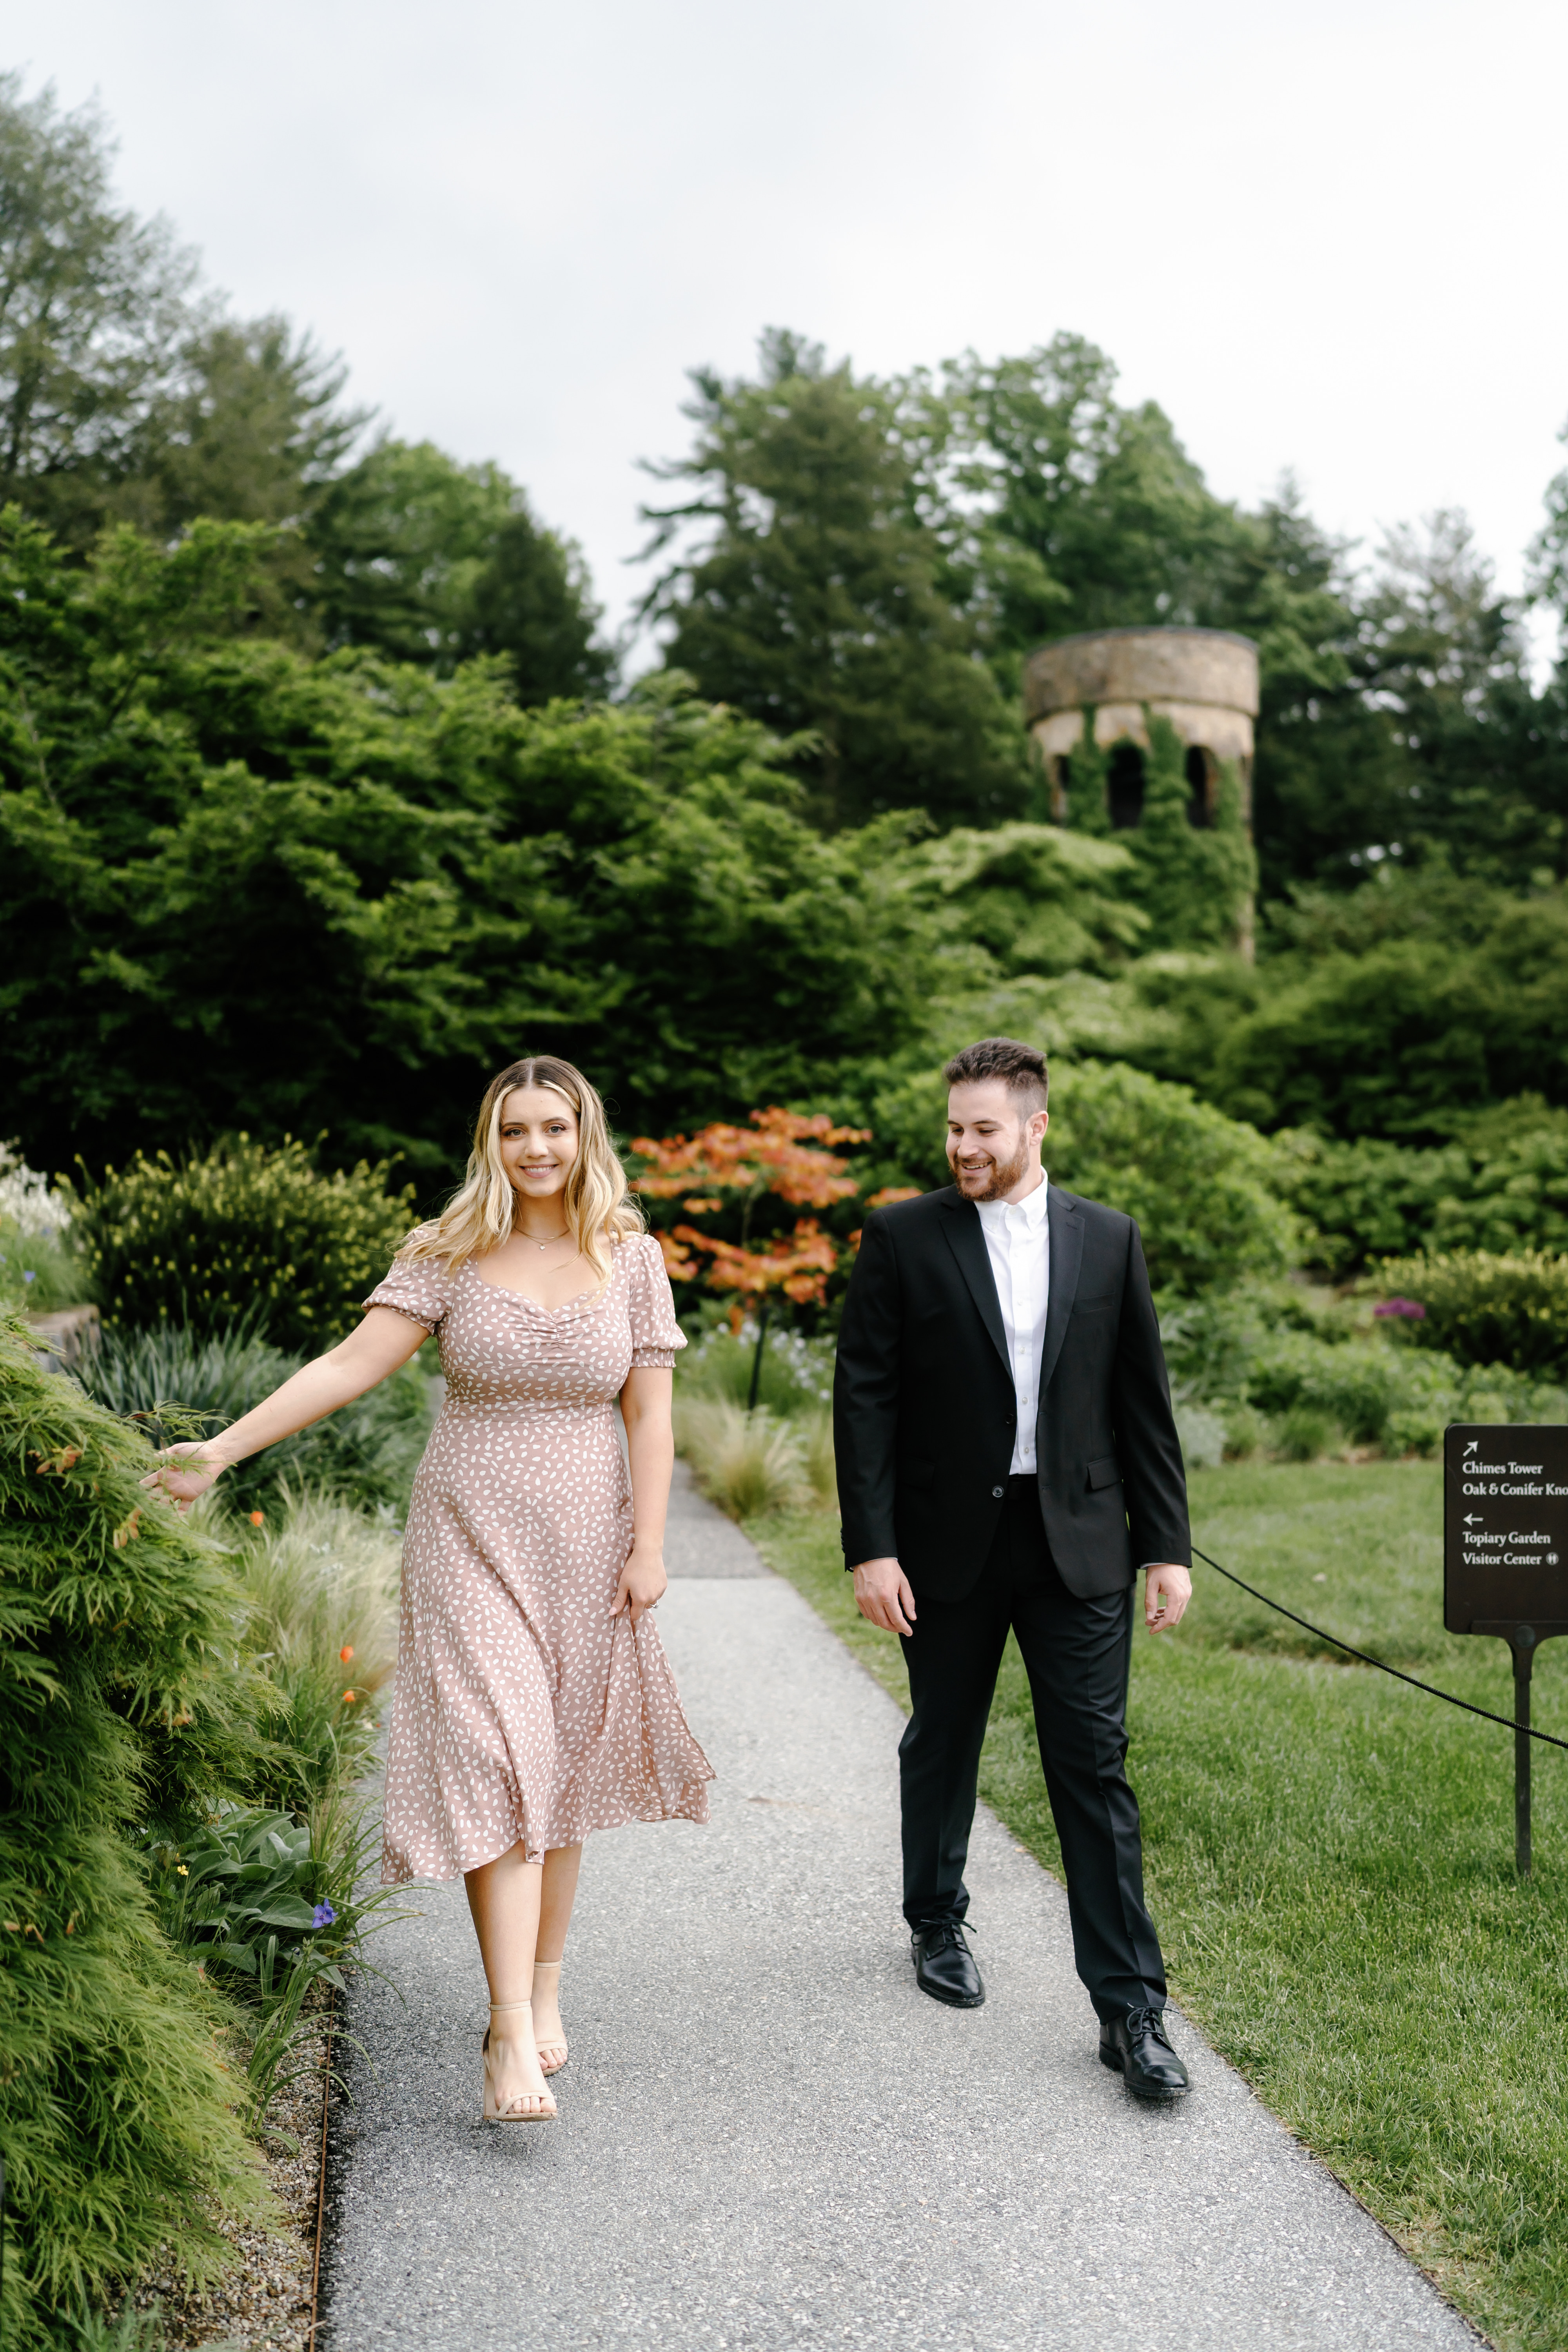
[141, 1307, 430, 1508]
[614, 1365, 673, 1626]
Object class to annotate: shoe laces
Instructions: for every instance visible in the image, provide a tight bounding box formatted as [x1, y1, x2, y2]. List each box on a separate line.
[919, 1920, 975, 1955]
[1124, 2005, 1170, 2046]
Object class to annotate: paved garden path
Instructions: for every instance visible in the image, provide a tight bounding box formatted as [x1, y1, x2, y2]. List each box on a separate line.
[322, 1466, 1476, 2351]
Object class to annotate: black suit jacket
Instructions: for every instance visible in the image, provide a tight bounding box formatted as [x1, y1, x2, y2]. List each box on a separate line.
[833, 1183, 1191, 1602]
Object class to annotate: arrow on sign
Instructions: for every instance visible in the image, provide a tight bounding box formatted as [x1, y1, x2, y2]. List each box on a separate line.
[1464, 1514, 1485, 1526]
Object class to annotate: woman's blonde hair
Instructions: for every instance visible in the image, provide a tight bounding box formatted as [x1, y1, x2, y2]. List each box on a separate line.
[401, 1054, 643, 1283]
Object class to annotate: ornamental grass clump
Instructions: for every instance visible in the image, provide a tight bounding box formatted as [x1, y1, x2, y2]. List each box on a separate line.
[673, 1397, 808, 1521]
[71, 1135, 417, 1354]
[226, 1488, 401, 1804]
[0, 1314, 271, 2348]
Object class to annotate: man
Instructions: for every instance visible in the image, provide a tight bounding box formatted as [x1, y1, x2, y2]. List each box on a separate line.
[833, 1036, 1193, 2099]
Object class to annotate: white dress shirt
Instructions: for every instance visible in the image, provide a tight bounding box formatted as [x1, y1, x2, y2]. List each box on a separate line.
[975, 1174, 1051, 1475]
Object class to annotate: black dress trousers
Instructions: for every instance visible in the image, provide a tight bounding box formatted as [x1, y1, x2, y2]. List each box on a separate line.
[898, 1475, 1167, 2021]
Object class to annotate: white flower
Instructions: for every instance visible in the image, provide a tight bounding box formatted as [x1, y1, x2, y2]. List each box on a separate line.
[0, 1142, 72, 1238]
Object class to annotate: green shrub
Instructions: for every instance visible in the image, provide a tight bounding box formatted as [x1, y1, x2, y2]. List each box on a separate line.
[1220, 1402, 1267, 1460]
[1045, 1060, 1296, 1294]
[1384, 1401, 1447, 1457]
[1372, 1250, 1568, 1377]
[0, 1316, 271, 2349]
[1276, 1405, 1345, 1461]
[82, 1320, 435, 1517]
[1161, 1277, 1566, 1455]
[71, 1137, 418, 1354]
[1273, 1100, 1568, 1277]
[1242, 1328, 1410, 1446]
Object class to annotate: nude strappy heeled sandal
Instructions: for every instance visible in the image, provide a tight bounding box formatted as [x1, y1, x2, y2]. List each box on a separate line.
[481, 2000, 557, 2123]
[532, 1960, 568, 2077]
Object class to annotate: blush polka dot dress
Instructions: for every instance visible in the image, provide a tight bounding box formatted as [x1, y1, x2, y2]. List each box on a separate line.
[365, 1229, 713, 1884]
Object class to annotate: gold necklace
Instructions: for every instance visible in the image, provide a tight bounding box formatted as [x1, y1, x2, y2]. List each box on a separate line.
[523, 1227, 572, 1252]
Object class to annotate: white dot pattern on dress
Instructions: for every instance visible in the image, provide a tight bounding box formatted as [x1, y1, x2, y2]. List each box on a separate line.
[364, 1228, 714, 1884]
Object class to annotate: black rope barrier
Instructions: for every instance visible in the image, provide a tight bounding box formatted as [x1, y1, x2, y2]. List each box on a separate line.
[1191, 1545, 1568, 1753]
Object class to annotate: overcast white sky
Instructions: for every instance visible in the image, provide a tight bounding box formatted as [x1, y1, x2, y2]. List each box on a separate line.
[12, 0, 1568, 665]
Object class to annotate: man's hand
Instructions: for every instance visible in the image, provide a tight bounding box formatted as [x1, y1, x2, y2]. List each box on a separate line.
[1144, 1562, 1192, 1632]
[853, 1556, 917, 1636]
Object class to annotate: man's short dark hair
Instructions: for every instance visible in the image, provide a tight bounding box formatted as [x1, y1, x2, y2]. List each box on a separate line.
[942, 1036, 1049, 1113]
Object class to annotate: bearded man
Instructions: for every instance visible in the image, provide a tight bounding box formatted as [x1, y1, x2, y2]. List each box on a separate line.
[833, 1036, 1194, 2099]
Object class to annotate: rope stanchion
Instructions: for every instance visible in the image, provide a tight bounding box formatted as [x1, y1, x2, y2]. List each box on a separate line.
[1192, 1545, 1568, 1753]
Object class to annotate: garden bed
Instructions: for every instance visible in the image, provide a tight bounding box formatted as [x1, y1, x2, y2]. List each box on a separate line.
[119, 2013, 331, 2352]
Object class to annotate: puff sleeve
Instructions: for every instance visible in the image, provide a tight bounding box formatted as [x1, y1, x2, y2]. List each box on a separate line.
[363, 1227, 453, 1335]
[626, 1233, 687, 1370]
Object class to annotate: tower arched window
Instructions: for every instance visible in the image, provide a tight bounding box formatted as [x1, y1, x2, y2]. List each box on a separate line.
[1108, 743, 1145, 829]
[1185, 745, 1213, 828]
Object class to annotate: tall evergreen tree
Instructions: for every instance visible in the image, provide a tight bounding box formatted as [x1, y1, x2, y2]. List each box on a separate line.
[640, 330, 1029, 831]
[309, 437, 611, 698]
[117, 315, 362, 537]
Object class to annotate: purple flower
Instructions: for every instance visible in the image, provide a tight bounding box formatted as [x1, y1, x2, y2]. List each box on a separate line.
[1374, 1297, 1426, 1320]
[22, 1269, 36, 1285]
[311, 1901, 337, 1929]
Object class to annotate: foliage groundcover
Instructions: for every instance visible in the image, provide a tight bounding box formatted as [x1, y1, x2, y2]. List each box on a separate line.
[0, 1314, 271, 2348]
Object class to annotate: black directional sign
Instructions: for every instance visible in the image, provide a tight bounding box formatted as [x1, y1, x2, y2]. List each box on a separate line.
[1444, 1424, 1568, 1640]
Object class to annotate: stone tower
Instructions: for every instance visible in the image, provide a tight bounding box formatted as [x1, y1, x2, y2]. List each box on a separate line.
[1022, 626, 1259, 832]
[1022, 626, 1261, 956]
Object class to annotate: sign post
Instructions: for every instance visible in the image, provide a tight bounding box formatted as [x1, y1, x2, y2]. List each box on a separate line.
[1443, 1424, 1568, 1875]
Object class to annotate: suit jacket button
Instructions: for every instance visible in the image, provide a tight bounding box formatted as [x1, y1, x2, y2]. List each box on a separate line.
[992, 1485, 1004, 1499]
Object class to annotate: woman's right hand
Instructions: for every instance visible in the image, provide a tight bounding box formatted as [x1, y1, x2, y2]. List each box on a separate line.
[140, 1441, 227, 1512]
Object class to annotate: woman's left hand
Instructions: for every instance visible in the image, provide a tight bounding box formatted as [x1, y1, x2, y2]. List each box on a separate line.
[613, 1540, 668, 1628]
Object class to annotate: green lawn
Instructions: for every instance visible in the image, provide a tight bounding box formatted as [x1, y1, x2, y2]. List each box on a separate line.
[745, 1461, 1568, 2352]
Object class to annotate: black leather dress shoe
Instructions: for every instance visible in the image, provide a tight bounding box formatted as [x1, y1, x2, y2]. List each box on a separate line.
[911, 1921, 985, 2007]
[1099, 2007, 1190, 2099]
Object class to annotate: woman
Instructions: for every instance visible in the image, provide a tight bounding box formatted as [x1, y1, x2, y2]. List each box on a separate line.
[147, 1054, 713, 2124]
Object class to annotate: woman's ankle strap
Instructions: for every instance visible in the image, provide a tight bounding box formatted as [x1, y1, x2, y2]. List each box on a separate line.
[489, 1998, 533, 2014]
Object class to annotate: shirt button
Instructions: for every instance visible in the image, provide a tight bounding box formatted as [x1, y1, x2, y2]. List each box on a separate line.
[992, 1485, 1005, 1499]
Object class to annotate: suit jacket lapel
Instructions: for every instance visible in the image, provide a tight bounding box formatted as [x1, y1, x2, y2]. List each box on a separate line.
[1038, 1186, 1083, 1401]
[938, 1189, 1010, 1377]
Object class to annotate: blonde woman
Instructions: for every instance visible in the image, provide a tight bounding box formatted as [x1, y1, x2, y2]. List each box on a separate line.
[145, 1054, 713, 2124]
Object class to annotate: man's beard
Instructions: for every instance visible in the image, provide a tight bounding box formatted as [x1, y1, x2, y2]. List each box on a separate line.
[953, 1133, 1032, 1202]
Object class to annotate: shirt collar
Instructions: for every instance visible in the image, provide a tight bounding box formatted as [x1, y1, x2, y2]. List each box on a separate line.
[977, 1174, 1050, 1229]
